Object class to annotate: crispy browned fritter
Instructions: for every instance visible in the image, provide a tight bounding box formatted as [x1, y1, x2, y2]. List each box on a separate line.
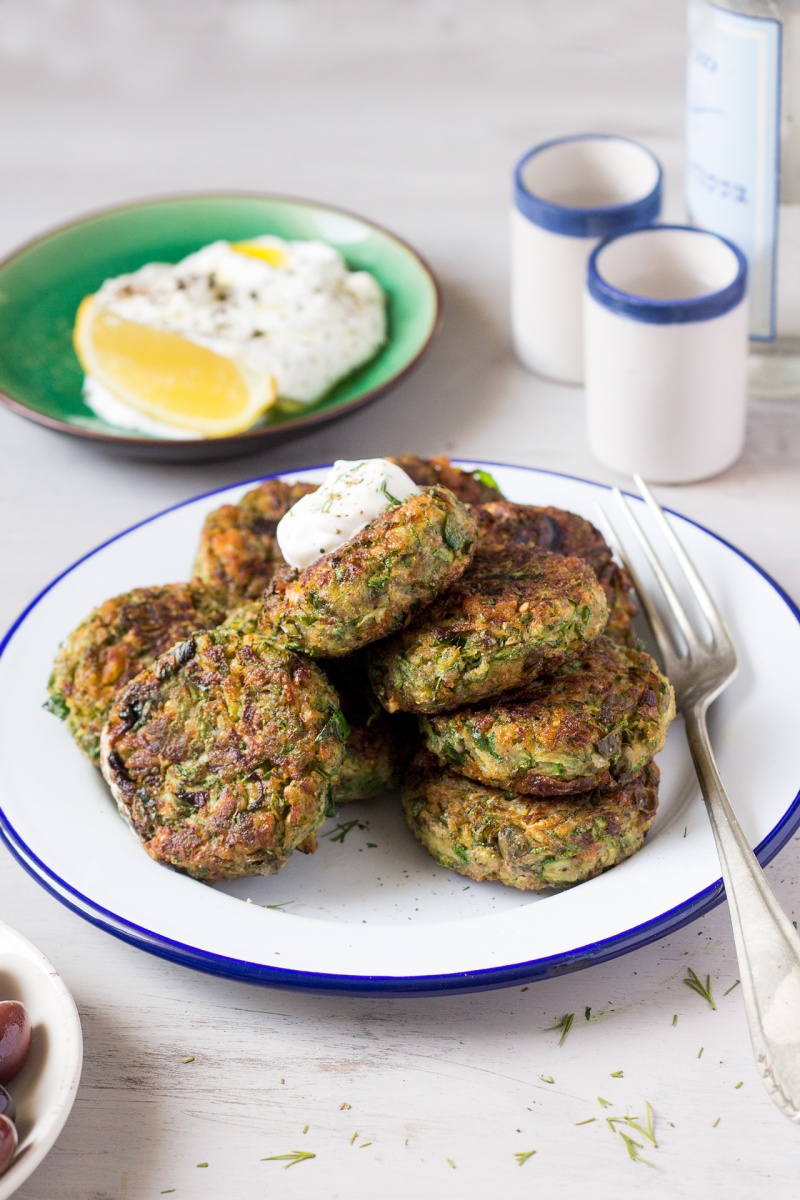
[258, 486, 478, 657]
[367, 548, 608, 713]
[210, 606, 416, 801]
[421, 635, 675, 795]
[473, 501, 637, 645]
[46, 582, 229, 763]
[192, 479, 318, 602]
[100, 629, 347, 882]
[390, 457, 504, 505]
[402, 749, 660, 890]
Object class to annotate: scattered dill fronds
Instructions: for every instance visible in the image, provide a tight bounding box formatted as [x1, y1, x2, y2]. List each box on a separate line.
[734, 1081, 743, 1089]
[619, 1132, 653, 1167]
[610, 1070, 624, 1078]
[672, 1014, 678, 1027]
[626, 1102, 657, 1148]
[684, 967, 716, 1010]
[263, 901, 295, 910]
[683, 827, 688, 838]
[723, 979, 740, 996]
[605, 1109, 657, 1164]
[584, 1006, 592, 1021]
[359, 1142, 372, 1149]
[379, 479, 402, 507]
[261, 1151, 316, 1168]
[302, 1125, 309, 1134]
[324, 820, 366, 844]
[197, 1162, 208, 1168]
[598, 1097, 612, 1108]
[446, 1158, 456, 1169]
[181, 1056, 194, 1064]
[540, 1075, 554, 1084]
[515, 1150, 536, 1165]
[697, 1047, 704, 1058]
[712, 1117, 720, 1127]
[546, 1012, 574, 1046]
[350, 1131, 358, 1145]
[366, 842, 377, 848]
[576, 1118, 596, 1126]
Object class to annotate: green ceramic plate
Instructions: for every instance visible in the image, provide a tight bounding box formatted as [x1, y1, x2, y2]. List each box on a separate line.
[0, 193, 441, 461]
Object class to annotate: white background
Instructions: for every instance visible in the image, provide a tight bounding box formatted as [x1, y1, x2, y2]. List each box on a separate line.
[2, 1, 800, 1197]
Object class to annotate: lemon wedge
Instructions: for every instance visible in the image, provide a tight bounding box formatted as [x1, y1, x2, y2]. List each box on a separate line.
[74, 296, 277, 437]
[231, 240, 287, 267]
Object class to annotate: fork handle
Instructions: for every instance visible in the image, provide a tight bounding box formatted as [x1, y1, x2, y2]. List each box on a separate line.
[685, 706, 800, 1122]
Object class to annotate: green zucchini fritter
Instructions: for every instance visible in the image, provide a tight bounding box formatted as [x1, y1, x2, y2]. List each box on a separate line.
[216, 598, 265, 635]
[421, 635, 675, 795]
[474, 500, 637, 645]
[402, 750, 660, 890]
[100, 629, 346, 882]
[390, 457, 504, 506]
[367, 548, 608, 713]
[46, 582, 229, 763]
[258, 486, 478, 658]
[192, 479, 318, 602]
[147, 601, 411, 804]
[322, 657, 416, 804]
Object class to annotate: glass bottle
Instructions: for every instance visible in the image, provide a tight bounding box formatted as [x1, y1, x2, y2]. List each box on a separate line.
[686, 0, 800, 399]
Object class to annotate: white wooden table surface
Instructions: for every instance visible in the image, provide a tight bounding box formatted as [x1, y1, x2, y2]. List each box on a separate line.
[2, 1, 800, 1196]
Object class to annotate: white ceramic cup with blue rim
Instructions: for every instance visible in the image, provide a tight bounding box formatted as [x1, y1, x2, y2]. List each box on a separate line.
[511, 134, 662, 384]
[584, 224, 748, 483]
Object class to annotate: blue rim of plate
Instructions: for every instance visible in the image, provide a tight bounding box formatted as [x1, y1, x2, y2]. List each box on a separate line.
[2, 462, 799, 997]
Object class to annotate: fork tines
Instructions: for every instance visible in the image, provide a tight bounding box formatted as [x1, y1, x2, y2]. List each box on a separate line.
[595, 477, 737, 707]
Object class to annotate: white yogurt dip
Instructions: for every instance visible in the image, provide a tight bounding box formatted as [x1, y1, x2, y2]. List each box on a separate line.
[83, 377, 199, 440]
[81, 236, 387, 438]
[276, 459, 419, 568]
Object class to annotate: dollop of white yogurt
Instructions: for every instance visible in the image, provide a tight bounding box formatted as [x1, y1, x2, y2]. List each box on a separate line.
[83, 376, 199, 440]
[276, 459, 419, 569]
[91, 237, 387, 409]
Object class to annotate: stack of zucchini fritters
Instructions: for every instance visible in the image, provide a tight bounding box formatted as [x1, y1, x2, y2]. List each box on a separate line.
[46, 458, 674, 892]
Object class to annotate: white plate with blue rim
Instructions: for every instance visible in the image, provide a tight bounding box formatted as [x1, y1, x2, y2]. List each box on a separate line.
[0, 920, 82, 1200]
[1, 461, 799, 996]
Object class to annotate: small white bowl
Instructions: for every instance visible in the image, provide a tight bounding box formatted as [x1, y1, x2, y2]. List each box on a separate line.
[0, 919, 82, 1200]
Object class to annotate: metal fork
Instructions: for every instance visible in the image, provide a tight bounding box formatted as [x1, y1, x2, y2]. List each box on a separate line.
[598, 474, 800, 1124]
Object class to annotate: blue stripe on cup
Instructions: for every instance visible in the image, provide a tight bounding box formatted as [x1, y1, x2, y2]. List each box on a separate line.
[587, 224, 748, 325]
[514, 134, 663, 238]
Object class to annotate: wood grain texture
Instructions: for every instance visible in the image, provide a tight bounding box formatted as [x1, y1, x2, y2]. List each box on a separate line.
[2, 1, 800, 1196]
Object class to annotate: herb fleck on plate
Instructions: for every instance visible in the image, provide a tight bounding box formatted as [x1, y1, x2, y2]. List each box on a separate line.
[684, 966, 716, 1010]
[545, 1012, 574, 1046]
[261, 1150, 316, 1169]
